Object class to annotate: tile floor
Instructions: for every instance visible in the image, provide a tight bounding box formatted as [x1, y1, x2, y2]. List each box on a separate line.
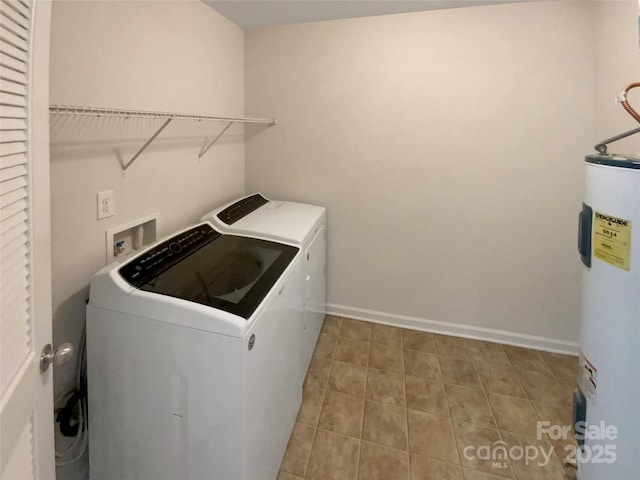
[278, 316, 579, 480]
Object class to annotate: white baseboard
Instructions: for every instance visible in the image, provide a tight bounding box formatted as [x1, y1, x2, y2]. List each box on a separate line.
[326, 303, 579, 356]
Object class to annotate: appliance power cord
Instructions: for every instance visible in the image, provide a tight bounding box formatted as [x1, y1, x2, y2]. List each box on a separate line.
[54, 320, 88, 466]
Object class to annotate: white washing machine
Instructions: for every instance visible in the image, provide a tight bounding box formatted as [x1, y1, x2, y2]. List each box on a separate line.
[201, 193, 326, 373]
[86, 223, 305, 480]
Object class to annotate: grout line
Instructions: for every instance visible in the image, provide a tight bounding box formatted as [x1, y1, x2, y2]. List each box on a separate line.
[494, 342, 526, 479]
[502, 343, 531, 402]
[498, 343, 576, 479]
[478, 351, 519, 479]
[400, 328, 412, 480]
[441, 351, 464, 473]
[312, 315, 338, 429]
[354, 321, 372, 480]
[302, 314, 341, 478]
[540, 353, 577, 401]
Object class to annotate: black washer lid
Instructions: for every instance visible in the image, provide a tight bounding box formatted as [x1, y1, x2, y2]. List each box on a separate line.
[586, 154, 640, 170]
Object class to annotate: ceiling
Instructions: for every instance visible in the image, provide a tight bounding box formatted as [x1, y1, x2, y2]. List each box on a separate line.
[204, 0, 534, 29]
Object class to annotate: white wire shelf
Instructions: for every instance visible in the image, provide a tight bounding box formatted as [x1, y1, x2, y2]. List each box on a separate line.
[49, 104, 278, 172]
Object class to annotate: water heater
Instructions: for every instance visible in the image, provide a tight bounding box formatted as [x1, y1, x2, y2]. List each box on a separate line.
[576, 153, 640, 479]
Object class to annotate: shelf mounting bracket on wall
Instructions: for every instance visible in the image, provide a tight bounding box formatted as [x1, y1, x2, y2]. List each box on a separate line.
[49, 105, 277, 173]
[199, 120, 234, 159]
[122, 117, 173, 171]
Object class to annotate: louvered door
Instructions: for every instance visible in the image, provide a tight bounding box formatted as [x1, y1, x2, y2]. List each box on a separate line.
[1, 1, 54, 479]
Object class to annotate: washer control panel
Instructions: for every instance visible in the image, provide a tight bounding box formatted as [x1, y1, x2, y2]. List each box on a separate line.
[119, 223, 220, 287]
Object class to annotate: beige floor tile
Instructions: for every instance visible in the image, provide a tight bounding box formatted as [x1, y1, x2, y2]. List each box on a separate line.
[503, 346, 552, 374]
[500, 431, 567, 480]
[402, 329, 437, 353]
[446, 384, 496, 427]
[341, 318, 372, 341]
[407, 410, 459, 464]
[560, 381, 575, 404]
[532, 401, 572, 430]
[542, 353, 578, 401]
[362, 399, 408, 450]
[334, 336, 370, 367]
[280, 422, 315, 477]
[462, 468, 513, 480]
[328, 360, 367, 397]
[467, 340, 510, 366]
[305, 355, 332, 388]
[405, 375, 449, 417]
[371, 323, 402, 346]
[297, 384, 325, 426]
[539, 352, 578, 380]
[488, 393, 540, 437]
[366, 368, 405, 406]
[403, 350, 440, 379]
[439, 357, 482, 389]
[321, 315, 343, 338]
[453, 422, 512, 478]
[370, 342, 404, 374]
[517, 370, 570, 406]
[435, 335, 473, 360]
[552, 438, 577, 476]
[287, 319, 578, 480]
[550, 432, 579, 480]
[554, 372, 578, 392]
[358, 440, 410, 480]
[278, 471, 304, 480]
[318, 390, 364, 438]
[476, 362, 527, 398]
[313, 332, 338, 360]
[410, 455, 463, 480]
[306, 428, 360, 480]
[549, 430, 577, 467]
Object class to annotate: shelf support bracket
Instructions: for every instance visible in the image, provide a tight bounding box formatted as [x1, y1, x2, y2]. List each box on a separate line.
[122, 117, 174, 172]
[199, 121, 234, 159]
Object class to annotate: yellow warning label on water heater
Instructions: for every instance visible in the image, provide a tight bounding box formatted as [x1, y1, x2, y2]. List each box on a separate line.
[592, 211, 632, 271]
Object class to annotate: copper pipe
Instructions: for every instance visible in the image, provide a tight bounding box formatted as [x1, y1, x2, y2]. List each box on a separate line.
[620, 82, 640, 123]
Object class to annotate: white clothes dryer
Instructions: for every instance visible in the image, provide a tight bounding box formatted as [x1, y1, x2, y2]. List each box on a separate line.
[86, 223, 305, 480]
[201, 193, 326, 372]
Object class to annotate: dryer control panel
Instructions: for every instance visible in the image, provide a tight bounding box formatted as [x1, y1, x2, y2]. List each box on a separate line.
[217, 193, 268, 225]
[120, 224, 220, 287]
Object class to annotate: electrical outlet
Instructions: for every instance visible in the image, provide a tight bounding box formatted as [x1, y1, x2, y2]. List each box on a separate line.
[97, 190, 115, 220]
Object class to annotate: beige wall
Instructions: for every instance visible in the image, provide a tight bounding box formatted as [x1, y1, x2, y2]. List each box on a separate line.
[245, 1, 635, 351]
[49, 0, 245, 400]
